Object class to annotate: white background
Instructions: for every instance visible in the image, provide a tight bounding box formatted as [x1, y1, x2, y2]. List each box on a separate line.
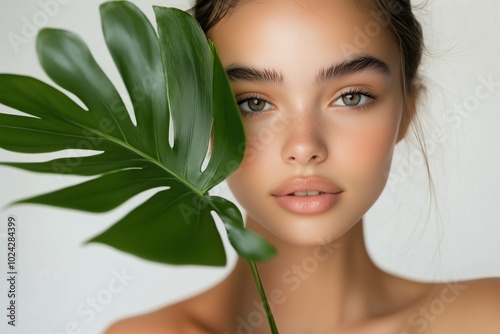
[0, 0, 499, 333]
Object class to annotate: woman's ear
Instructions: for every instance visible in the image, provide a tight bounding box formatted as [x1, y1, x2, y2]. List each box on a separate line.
[396, 105, 413, 142]
[396, 87, 420, 142]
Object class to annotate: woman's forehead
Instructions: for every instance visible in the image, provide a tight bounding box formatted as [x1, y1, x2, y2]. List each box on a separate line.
[210, 0, 401, 80]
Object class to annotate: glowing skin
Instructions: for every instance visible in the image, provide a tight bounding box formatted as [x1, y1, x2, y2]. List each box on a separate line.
[211, 0, 405, 246]
[105, 1, 500, 334]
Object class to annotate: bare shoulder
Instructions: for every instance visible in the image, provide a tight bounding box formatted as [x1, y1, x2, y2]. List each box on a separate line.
[425, 277, 500, 333]
[102, 283, 228, 334]
[103, 303, 202, 334]
[103, 270, 237, 334]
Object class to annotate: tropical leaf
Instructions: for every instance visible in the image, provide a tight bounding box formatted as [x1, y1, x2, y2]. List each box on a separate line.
[0, 1, 276, 266]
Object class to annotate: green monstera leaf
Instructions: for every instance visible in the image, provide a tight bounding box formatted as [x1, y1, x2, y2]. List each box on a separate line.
[0, 2, 276, 267]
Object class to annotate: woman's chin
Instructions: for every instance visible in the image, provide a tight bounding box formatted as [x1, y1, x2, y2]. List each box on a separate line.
[246, 213, 360, 249]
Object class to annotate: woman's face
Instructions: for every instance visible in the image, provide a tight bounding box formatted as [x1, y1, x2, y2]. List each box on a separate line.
[211, 0, 405, 246]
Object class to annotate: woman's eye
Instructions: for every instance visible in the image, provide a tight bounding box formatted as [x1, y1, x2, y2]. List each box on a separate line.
[238, 97, 273, 113]
[332, 91, 373, 108]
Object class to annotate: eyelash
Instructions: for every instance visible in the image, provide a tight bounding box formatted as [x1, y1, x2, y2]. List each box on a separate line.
[332, 88, 377, 111]
[236, 94, 274, 118]
[236, 88, 378, 117]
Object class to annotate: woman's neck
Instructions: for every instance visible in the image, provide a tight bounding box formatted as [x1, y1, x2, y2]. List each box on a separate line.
[231, 217, 394, 333]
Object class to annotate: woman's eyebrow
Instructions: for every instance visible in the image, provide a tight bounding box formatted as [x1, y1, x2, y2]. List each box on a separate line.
[225, 64, 284, 85]
[316, 56, 392, 84]
[224, 55, 390, 85]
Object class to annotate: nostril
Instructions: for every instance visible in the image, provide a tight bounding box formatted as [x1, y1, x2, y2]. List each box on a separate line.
[283, 143, 328, 165]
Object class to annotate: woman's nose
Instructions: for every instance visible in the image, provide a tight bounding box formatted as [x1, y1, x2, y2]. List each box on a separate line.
[281, 115, 327, 166]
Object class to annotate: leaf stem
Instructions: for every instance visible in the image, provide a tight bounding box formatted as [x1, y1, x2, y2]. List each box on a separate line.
[247, 260, 280, 334]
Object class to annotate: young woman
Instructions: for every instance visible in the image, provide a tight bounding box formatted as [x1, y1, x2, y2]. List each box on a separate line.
[106, 0, 500, 333]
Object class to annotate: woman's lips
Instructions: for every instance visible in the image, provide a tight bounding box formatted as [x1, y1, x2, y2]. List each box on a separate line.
[271, 177, 343, 215]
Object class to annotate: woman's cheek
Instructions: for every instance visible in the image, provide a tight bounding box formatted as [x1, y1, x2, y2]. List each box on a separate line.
[340, 120, 399, 188]
[237, 118, 280, 168]
[228, 130, 271, 188]
[228, 122, 259, 177]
